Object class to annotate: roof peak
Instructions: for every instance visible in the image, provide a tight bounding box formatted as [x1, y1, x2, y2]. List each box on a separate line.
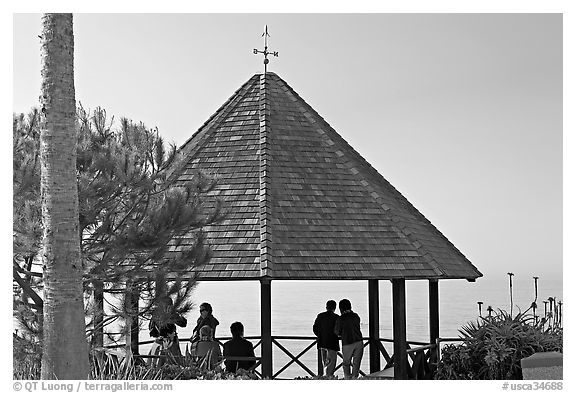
[256, 71, 278, 77]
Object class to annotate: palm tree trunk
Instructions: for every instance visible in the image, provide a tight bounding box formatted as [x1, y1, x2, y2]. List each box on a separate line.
[39, 13, 89, 379]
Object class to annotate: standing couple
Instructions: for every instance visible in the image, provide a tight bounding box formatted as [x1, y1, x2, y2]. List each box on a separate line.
[313, 299, 364, 379]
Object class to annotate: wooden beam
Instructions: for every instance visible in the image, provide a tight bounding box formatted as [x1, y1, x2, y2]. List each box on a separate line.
[260, 279, 273, 378]
[13, 266, 43, 309]
[368, 279, 381, 373]
[392, 278, 408, 380]
[13, 262, 43, 278]
[428, 279, 439, 364]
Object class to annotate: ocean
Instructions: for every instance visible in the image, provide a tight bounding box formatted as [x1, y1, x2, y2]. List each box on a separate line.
[135, 274, 563, 379]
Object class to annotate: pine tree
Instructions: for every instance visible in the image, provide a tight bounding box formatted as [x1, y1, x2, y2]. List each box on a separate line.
[76, 106, 222, 351]
[13, 110, 44, 345]
[13, 105, 222, 362]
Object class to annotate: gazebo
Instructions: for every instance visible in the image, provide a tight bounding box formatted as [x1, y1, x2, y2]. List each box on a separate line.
[166, 72, 482, 379]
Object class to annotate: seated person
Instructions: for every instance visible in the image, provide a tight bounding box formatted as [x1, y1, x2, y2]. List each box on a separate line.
[147, 330, 182, 367]
[194, 325, 222, 369]
[223, 321, 256, 373]
[147, 297, 187, 366]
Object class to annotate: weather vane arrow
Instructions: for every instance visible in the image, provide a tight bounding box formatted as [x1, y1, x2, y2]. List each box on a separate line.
[253, 25, 278, 74]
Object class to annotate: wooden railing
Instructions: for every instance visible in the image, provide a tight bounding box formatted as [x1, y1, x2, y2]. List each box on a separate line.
[271, 336, 317, 379]
[405, 343, 436, 379]
[104, 335, 448, 379]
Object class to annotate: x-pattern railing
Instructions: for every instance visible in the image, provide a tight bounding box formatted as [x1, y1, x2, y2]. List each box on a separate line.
[272, 336, 317, 378]
[116, 335, 440, 379]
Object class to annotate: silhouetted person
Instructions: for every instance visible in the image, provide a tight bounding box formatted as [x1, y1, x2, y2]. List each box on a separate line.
[313, 300, 340, 376]
[223, 321, 256, 373]
[194, 325, 222, 370]
[190, 302, 220, 344]
[147, 296, 187, 366]
[334, 298, 364, 379]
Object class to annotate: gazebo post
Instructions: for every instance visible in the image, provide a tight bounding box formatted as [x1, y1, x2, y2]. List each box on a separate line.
[368, 279, 381, 373]
[130, 289, 140, 355]
[124, 280, 140, 357]
[260, 278, 273, 379]
[429, 279, 440, 364]
[92, 280, 104, 349]
[129, 284, 140, 355]
[392, 278, 408, 380]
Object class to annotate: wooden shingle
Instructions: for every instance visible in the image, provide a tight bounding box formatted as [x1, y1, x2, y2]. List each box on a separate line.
[169, 73, 482, 281]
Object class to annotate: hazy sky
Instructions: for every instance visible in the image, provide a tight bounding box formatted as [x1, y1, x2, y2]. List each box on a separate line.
[12, 13, 563, 280]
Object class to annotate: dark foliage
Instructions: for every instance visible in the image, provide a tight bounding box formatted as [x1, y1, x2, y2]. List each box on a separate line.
[435, 308, 563, 380]
[13, 332, 42, 380]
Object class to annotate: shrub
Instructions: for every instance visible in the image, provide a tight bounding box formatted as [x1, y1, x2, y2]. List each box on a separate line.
[88, 350, 259, 380]
[433, 344, 475, 380]
[13, 333, 42, 380]
[435, 309, 563, 380]
[14, 344, 260, 380]
[108, 365, 259, 380]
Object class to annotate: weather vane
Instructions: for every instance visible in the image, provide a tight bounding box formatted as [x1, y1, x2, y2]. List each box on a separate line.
[253, 25, 278, 74]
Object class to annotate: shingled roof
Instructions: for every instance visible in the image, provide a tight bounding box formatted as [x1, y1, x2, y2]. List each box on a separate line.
[170, 72, 482, 281]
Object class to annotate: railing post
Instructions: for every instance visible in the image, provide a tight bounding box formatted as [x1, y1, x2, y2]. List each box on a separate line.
[260, 279, 273, 378]
[392, 278, 408, 380]
[368, 279, 381, 373]
[429, 279, 439, 364]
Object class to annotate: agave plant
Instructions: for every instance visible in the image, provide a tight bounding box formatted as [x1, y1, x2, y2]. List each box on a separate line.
[436, 307, 562, 380]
